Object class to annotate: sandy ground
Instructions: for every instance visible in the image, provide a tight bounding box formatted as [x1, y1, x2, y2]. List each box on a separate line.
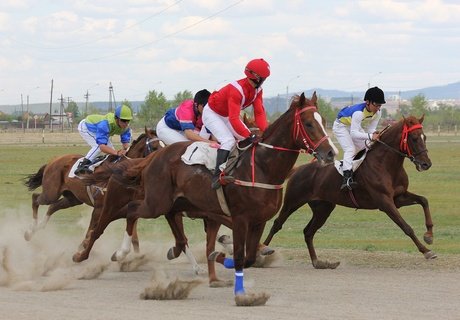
[1, 211, 459, 320]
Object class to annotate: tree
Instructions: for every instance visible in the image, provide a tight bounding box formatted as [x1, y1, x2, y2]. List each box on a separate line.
[171, 90, 193, 108]
[65, 101, 80, 119]
[410, 94, 429, 116]
[317, 96, 337, 129]
[137, 90, 170, 126]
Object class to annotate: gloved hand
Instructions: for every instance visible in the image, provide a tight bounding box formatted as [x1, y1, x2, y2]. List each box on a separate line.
[238, 133, 259, 148]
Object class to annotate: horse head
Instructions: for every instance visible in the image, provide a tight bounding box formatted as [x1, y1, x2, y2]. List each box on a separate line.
[289, 92, 336, 164]
[379, 115, 431, 171]
[401, 115, 431, 171]
[126, 127, 165, 158]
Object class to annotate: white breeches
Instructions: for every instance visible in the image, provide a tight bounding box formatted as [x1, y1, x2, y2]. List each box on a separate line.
[78, 120, 114, 162]
[202, 105, 245, 151]
[332, 120, 367, 171]
[156, 117, 210, 146]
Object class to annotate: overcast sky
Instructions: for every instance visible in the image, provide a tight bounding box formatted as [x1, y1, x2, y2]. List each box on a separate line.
[1, 0, 459, 106]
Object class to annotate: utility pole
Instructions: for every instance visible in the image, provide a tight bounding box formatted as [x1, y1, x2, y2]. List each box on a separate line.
[84, 90, 90, 116]
[49, 79, 54, 131]
[108, 82, 116, 112]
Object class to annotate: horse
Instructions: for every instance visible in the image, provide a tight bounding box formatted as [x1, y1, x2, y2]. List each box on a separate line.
[263, 115, 435, 269]
[73, 92, 337, 305]
[23, 127, 162, 248]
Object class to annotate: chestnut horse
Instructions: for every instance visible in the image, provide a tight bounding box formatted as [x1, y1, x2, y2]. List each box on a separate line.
[74, 92, 336, 305]
[23, 128, 162, 246]
[263, 115, 435, 269]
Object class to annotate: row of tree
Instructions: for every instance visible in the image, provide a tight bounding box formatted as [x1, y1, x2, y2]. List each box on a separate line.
[1, 90, 458, 132]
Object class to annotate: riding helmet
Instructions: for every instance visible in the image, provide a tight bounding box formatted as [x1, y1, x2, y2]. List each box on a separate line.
[364, 86, 386, 104]
[115, 105, 133, 120]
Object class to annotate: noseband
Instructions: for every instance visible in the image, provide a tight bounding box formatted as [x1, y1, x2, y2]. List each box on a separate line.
[293, 106, 329, 154]
[377, 122, 428, 163]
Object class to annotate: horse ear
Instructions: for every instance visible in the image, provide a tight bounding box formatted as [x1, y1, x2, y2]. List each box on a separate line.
[144, 126, 148, 134]
[419, 114, 425, 124]
[243, 113, 248, 122]
[299, 92, 306, 106]
[311, 91, 317, 104]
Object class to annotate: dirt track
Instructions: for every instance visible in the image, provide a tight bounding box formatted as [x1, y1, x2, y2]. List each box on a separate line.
[1, 213, 459, 320]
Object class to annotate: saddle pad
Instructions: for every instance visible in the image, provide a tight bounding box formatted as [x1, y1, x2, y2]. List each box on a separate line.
[334, 149, 368, 176]
[68, 156, 108, 178]
[181, 142, 218, 171]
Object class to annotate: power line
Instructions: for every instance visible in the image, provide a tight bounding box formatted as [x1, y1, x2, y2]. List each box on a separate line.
[46, 0, 245, 63]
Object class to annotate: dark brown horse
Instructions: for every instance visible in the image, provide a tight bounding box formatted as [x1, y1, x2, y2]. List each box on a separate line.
[73, 92, 336, 305]
[263, 115, 435, 269]
[23, 128, 162, 246]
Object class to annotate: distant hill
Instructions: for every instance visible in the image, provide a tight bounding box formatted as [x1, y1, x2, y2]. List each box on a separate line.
[2, 81, 459, 116]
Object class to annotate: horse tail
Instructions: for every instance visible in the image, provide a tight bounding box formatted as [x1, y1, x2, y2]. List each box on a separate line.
[23, 164, 46, 191]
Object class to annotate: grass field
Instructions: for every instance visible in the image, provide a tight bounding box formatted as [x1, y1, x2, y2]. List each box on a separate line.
[0, 131, 459, 256]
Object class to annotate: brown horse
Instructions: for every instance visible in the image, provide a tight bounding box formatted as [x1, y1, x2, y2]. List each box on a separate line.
[263, 115, 435, 269]
[23, 128, 162, 246]
[73, 115, 270, 282]
[73, 92, 336, 305]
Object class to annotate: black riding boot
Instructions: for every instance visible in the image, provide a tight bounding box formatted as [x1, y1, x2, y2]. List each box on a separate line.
[211, 149, 231, 190]
[340, 169, 358, 190]
[74, 158, 93, 175]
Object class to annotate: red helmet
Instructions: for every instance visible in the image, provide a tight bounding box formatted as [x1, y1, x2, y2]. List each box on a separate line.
[244, 58, 271, 80]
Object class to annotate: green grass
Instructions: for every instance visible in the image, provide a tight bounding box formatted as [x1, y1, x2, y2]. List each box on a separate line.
[1, 135, 459, 255]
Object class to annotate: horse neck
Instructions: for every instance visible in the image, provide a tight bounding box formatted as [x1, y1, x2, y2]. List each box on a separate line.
[370, 122, 406, 168]
[126, 137, 145, 158]
[253, 111, 300, 182]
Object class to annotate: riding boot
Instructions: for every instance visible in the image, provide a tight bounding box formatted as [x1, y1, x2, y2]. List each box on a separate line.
[340, 169, 358, 190]
[74, 158, 93, 175]
[211, 149, 231, 190]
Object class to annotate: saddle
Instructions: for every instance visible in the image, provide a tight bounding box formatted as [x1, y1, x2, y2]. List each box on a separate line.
[334, 148, 368, 176]
[181, 142, 240, 176]
[68, 155, 111, 178]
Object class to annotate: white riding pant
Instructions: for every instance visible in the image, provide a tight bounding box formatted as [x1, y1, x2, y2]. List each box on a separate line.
[78, 119, 114, 162]
[332, 120, 367, 171]
[156, 117, 210, 146]
[202, 105, 245, 151]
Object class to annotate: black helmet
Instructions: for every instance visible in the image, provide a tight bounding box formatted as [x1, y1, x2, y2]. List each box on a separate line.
[364, 86, 386, 104]
[194, 89, 211, 106]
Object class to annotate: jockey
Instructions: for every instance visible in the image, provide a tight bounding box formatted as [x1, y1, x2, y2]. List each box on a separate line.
[74, 104, 133, 175]
[333, 86, 386, 190]
[202, 58, 271, 189]
[156, 89, 213, 145]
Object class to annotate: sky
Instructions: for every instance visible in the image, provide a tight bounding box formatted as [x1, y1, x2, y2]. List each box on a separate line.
[1, 0, 460, 106]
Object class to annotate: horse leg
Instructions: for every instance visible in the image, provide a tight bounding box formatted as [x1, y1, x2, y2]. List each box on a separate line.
[73, 200, 131, 263]
[244, 222, 266, 268]
[263, 194, 306, 246]
[132, 219, 140, 253]
[305, 201, 339, 269]
[203, 218, 233, 286]
[394, 191, 434, 245]
[25, 193, 81, 241]
[379, 197, 437, 259]
[165, 213, 204, 275]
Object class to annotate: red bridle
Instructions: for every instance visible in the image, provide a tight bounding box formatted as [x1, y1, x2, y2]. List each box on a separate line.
[293, 106, 329, 154]
[400, 123, 423, 157]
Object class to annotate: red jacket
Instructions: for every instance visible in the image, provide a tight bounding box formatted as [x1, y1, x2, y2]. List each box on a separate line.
[208, 78, 268, 138]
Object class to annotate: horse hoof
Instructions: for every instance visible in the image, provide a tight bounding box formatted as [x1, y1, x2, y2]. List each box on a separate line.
[166, 247, 179, 260]
[424, 251, 437, 259]
[72, 252, 86, 263]
[423, 234, 433, 245]
[258, 245, 275, 256]
[24, 230, 33, 241]
[217, 234, 232, 245]
[209, 279, 233, 288]
[208, 251, 224, 261]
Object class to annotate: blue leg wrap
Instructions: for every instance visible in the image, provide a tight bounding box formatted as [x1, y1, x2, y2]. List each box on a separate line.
[223, 257, 234, 269]
[234, 271, 245, 295]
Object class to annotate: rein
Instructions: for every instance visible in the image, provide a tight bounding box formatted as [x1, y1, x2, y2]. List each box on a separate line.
[376, 123, 427, 163]
[232, 105, 329, 189]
